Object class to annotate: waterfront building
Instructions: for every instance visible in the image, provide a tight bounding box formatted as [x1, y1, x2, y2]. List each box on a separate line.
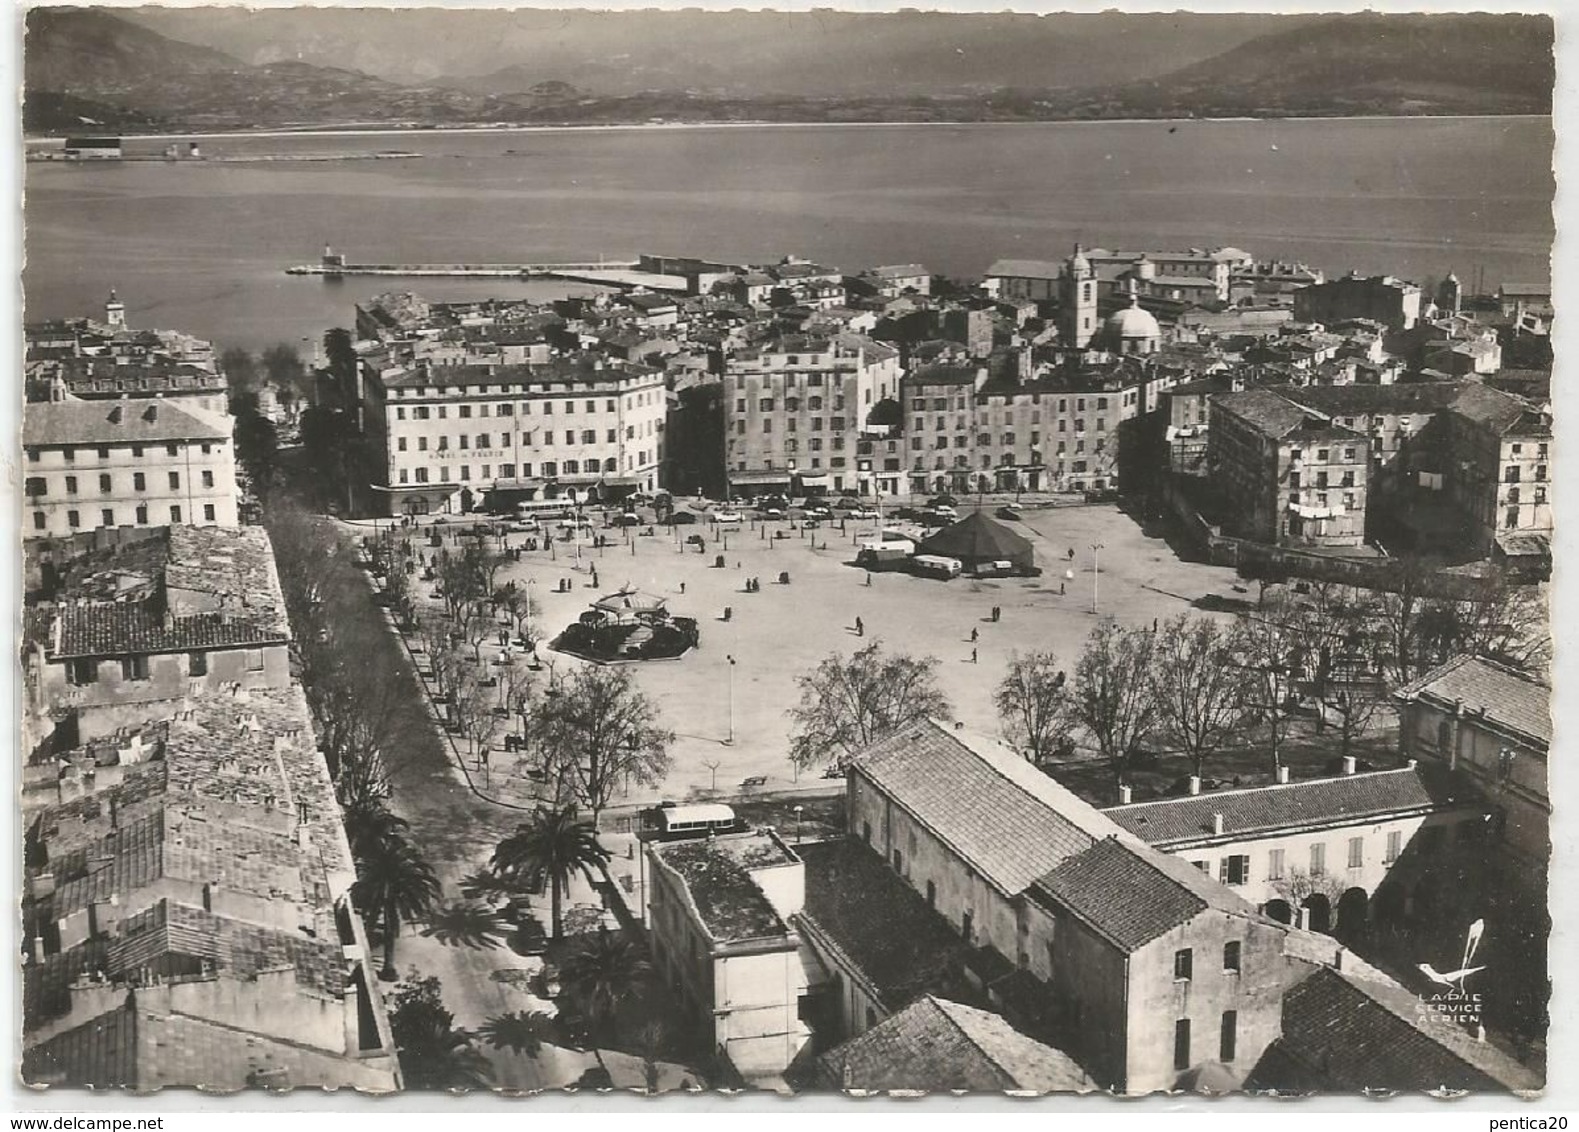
[1229, 261, 1326, 308]
[983, 259, 1064, 305]
[863, 264, 933, 298]
[723, 333, 902, 498]
[367, 354, 667, 515]
[23, 399, 239, 541]
[1293, 273, 1423, 331]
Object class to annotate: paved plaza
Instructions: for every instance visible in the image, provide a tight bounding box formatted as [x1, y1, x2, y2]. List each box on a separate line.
[432, 501, 1248, 807]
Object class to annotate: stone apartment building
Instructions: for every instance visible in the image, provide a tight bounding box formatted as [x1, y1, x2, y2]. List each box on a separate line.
[367, 355, 667, 515]
[1208, 389, 1370, 548]
[23, 400, 239, 540]
[22, 525, 292, 749]
[1393, 655, 1550, 901]
[21, 684, 401, 1092]
[646, 830, 812, 1085]
[1105, 764, 1487, 935]
[1294, 273, 1423, 331]
[723, 333, 902, 498]
[1206, 380, 1553, 555]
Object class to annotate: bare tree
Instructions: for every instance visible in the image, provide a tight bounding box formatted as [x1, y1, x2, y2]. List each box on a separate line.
[1066, 619, 1158, 802]
[499, 585, 544, 650]
[1326, 687, 1381, 760]
[454, 668, 500, 767]
[1235, 601, 1310, 776]
[1373, 554, 1440, 683]
[994, 650, 1069, 765]
[461, 599, 492, 666]
[534, 665, 675, 824]
[1153, 614, 1252, 777]
[786, 640, 952, 773]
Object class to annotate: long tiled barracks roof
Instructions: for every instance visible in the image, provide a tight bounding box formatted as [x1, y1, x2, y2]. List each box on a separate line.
[855, 721, 1265, 953]
[851, 720, 1110, 896]
[1394, 654, 1551, 750]
[1106, 764, 1481, 849]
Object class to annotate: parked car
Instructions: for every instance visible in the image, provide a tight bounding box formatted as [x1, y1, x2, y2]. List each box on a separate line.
[669, 511, 699, 525]
[611, 512, 642, 527]
[849, 507, 881, 520]
[758, 505, 786, 519]
[928, 494, 958, 509]
[803, 503, 834, 520]
[834, 496, 861, 510]
[930, 504, 958, 520]
[714, 510, 744, 525]
[997, 505, 1024, 520]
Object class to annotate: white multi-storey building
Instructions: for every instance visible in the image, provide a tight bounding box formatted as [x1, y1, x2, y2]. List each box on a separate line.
[724, 334, 902, 497]
[23, 400, 239, 539]
[369, 357, 667, 515]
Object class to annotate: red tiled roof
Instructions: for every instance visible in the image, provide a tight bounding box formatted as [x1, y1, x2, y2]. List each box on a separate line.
[852, 720, 1107, 896]
[51, 604, 287, 660]
[1266, 967, 1540, 1093]
[1106, 765, 1481, 848]
[797, 839, 975, 1010]
[812, 994, 1089, 1093]
[1029, 837, 1210, 953]
[1394, 654, 1550, 749]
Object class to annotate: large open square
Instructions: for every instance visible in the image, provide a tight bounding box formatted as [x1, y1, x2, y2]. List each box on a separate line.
[470, 501, 1248, 806]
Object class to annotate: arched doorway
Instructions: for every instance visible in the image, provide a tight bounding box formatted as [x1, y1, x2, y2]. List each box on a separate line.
[1373, 883, 1407, 932]
[1301, 894, 1332, 934]
[1264, 899, 1293, 925]
[1337, 888, 1369, 937]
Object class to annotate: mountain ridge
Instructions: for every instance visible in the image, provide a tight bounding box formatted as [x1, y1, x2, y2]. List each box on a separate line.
[24, 7, 1555, 135]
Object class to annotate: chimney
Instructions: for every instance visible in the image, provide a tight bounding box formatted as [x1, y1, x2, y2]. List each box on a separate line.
[203, 881, 220, 912]
[1342, 756, 1357, 776]
[1276, 765, 1291, 785]
[1407, 758, 1418, 770]
[1212, 813, 1225, 836]
[1188, 775, 1202, 796]
[1117, 784, 1133, 805]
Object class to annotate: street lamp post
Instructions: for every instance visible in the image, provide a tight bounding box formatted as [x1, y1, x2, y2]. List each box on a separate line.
[725, 654, 737, 746]
[793, 804, 804, 844]
[1090, 542, 1105, 614]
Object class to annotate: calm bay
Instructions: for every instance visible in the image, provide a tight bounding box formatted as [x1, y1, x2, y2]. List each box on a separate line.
[23, 116, 1554, 353]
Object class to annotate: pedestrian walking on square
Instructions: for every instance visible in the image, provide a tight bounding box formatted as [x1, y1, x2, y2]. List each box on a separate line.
[971, 647, 978, 664]
[866, 571, 873, 586]
[855, 616, 864, 637]
[680, 581, 686, 595]
[970, 627, 979, 643]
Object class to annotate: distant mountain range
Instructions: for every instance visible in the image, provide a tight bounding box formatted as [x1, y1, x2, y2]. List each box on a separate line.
[23, 7, 1553, 136]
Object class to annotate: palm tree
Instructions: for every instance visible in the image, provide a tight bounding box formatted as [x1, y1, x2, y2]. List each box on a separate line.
[490, 806, 610, 940]
[475, 1010, 555, 1058]
[421, 902, 511, 950]
[560, 929, 652, 1047]
[352, 834, 441, 980]
[344, 801, 410, 865]
[396, 1011, 494, 1091]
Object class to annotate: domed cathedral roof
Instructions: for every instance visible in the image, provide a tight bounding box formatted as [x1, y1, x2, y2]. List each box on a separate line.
[1106, 291, 1161, 342]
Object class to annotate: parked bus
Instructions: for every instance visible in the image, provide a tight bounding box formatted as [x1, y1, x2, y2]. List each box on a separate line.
[647, 803, 747, 840]
[516, 498, 576, 522]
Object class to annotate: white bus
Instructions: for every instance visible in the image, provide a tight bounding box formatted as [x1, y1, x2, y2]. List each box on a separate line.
[516, 498, 576, 522]
[650, 803, 746, 840]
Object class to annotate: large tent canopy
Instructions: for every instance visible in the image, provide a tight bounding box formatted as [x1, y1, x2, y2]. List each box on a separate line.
[917, 511, 1036, 571]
